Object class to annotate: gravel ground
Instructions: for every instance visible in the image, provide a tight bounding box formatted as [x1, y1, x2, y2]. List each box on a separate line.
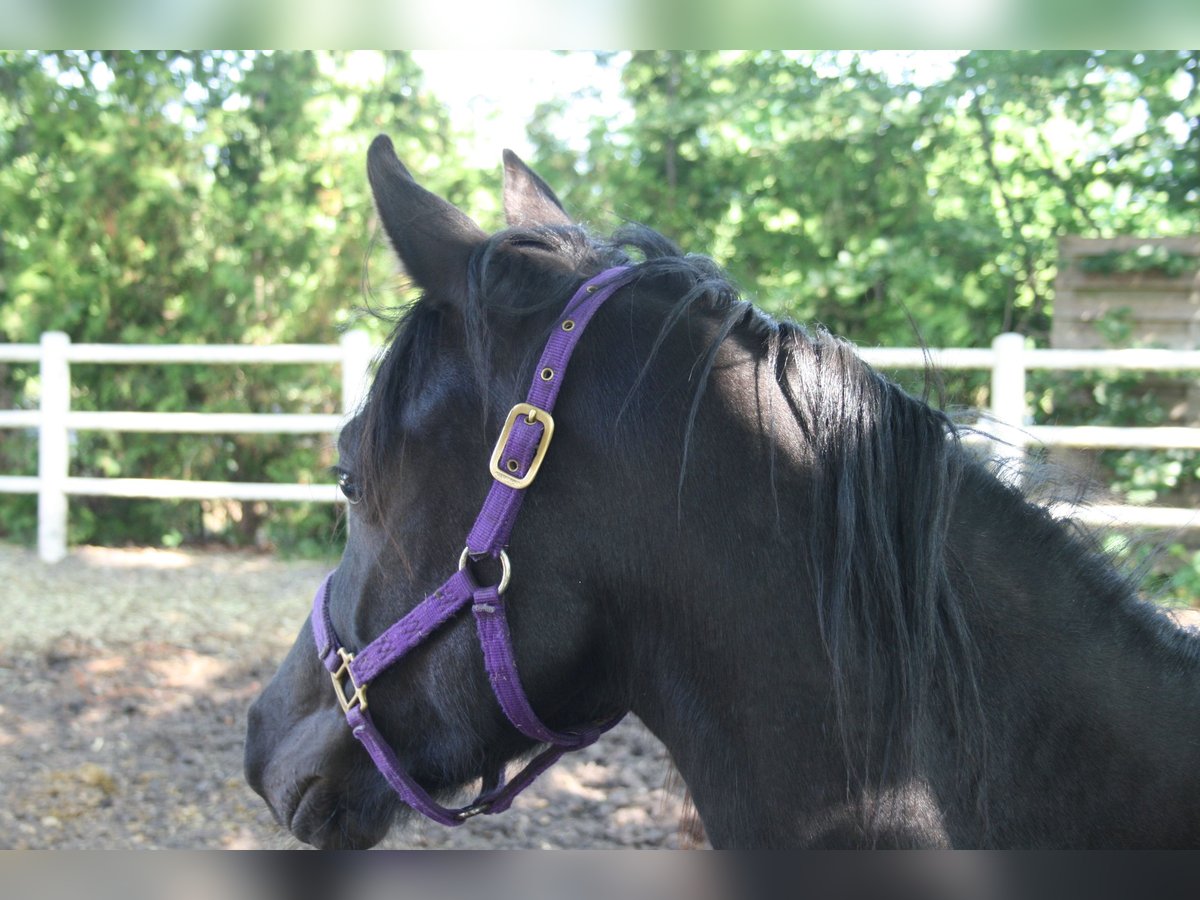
[8, 541, 1196, 851]
[0, 543, 698, 849]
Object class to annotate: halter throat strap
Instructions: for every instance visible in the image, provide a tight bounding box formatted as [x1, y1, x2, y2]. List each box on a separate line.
[311, 266, 633, 825]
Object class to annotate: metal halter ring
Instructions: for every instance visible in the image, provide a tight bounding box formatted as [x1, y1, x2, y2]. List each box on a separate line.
[458, 547, 512, 594]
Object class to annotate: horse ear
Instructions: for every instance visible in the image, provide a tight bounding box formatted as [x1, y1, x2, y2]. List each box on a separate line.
[502, 149, 573, 228]
[367, 134, 485, 300]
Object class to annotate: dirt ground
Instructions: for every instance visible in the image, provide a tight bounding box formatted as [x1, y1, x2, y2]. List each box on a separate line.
[6, 542, 1198, 851]
[0, 543, 693, 849]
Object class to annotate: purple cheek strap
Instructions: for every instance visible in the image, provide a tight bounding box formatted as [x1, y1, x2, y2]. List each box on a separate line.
[311, 267, 633, 825]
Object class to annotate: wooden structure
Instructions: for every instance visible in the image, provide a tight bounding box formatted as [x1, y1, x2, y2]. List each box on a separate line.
[1053, 236, 1200, 350]
[1051, 236, 1200, 507]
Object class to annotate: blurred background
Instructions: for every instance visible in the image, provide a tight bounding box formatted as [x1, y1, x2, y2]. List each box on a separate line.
[3, 50, 1200, 593]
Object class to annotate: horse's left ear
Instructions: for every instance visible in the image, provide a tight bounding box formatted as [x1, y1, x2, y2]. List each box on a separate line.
[368, 134, 485, 302]
[503, 149, 573, 228]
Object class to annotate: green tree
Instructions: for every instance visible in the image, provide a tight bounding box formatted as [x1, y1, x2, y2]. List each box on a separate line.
[0, 50, 473, 550]
[530, 51, 1199, 348]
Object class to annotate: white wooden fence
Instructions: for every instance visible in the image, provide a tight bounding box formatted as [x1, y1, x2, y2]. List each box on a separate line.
[3, 331, 1200, 563]
[0, 331, 372, 562]
[863, 333, 1200, 532]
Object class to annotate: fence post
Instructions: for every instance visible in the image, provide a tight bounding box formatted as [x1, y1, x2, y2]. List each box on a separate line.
[38, 331, 71, 563]
[990, 332, 1027, 482]
[340, 330, 372, 417]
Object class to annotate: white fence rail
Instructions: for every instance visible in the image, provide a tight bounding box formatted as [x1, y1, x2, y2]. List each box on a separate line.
[1, 331, 372, 562]
[859, 334, 1200, 532]
[3, 330, 1200, 563]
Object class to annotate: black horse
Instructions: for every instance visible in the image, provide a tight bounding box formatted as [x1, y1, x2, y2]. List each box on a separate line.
[245, 135, 1200, 849]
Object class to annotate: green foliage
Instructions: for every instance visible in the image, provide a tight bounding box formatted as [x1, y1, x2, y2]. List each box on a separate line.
[3, 50, 1200, 577]
[1098, 532, 1200, 608]
[0, 50, 475, 551]
[530, 50, 1198, 349]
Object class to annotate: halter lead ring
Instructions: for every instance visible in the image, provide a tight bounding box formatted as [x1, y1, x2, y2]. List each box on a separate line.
[311, 267, 633, 826]
[459, 546, 511, 595]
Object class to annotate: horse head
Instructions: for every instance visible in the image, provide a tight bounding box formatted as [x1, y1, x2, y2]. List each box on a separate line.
[245, 137, 698, 848]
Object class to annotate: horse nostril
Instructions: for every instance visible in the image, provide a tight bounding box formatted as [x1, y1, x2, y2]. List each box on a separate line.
[287, 776, 323, 833]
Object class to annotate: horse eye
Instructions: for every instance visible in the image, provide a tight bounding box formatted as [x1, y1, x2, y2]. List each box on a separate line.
[334, 467, 362, 504]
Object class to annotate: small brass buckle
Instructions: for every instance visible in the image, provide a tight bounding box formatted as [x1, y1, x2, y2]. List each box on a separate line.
[488, 403, 555, 490]
[455, 801, 492, 821]
[331, 647, 368, 713]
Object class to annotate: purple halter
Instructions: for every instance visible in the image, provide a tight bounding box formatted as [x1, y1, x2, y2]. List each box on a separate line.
[311, 267, 633, 825]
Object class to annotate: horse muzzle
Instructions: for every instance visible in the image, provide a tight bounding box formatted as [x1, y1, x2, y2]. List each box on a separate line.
[245, 646, 396, 849]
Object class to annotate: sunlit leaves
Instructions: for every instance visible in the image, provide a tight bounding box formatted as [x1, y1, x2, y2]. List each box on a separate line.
[530, 50, 1198, 351]
[0, 50, 464, 549]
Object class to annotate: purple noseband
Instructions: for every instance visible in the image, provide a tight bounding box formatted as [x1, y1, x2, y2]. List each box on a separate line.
[311, 267, 633, 825]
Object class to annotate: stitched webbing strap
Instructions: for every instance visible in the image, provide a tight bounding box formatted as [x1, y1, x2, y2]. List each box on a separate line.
[472, 584, 609, 747]
[346, 706, 573, 826]
[316, 572, 594, 825]
[466, 267, 635, 555]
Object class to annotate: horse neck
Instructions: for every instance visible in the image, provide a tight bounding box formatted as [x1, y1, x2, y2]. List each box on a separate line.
[622, 462, 1200, 847]
[612, 331, 974, 847]
[941, 467, 1200, 847]
[618, 555, 850, 847]
[606, 321, 1200, 846]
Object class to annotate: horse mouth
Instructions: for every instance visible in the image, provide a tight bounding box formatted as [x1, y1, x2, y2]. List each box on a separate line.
[285, 776, 335, 845]
[284, 775, 393, 850]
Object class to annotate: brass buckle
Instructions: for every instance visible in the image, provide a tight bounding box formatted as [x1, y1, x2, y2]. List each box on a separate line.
[331, 647, 368, 713]
[455, 801, 491, 821]
[488, 403, 555, 490]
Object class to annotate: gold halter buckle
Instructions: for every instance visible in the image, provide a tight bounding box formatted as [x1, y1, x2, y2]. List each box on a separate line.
[488, 403, 555, 490]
